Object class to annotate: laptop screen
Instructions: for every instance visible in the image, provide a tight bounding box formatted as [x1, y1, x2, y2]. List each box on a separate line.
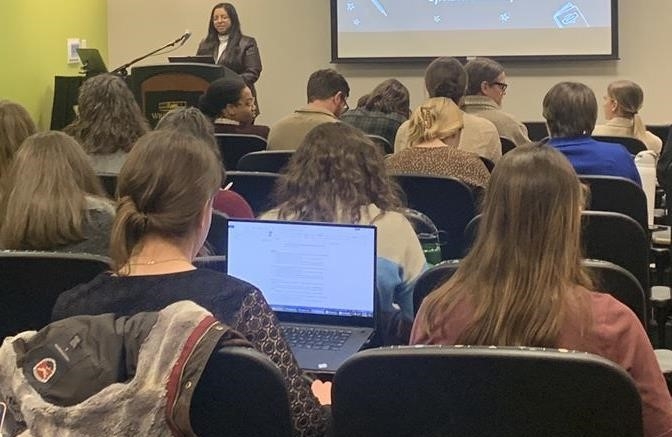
[226, 219, 376, 319]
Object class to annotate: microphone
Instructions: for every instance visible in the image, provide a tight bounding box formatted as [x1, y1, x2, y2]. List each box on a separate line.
[173, 30, 191, 46]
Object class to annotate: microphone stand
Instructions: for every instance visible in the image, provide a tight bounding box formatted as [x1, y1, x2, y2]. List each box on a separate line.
[111, 33, 188, 77]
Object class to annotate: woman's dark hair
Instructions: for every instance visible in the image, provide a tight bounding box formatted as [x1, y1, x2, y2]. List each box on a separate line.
[464, 57, 505, 96]
[272, 123, 402, 223]
[362, 79, 410, 118]
[204, 3, 242, 62]
[64, 73, 149, 154]
[424, 57, 467, 103]
[197, 77, 247, 120]
[111, 130, 222, 270]
[543, 82, 598, 138]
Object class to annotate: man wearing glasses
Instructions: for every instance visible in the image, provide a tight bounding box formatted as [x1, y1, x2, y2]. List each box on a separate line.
[268, 69, 350, 151]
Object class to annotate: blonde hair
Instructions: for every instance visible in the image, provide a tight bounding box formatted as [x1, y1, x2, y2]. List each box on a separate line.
[0, 131, 106, 250]
[418, 144, 593, 347]
[407, 97, 463, 146]
[0, 100, 36, 177]
[111, 130, 222, 270]
[607, 80, 647, 139]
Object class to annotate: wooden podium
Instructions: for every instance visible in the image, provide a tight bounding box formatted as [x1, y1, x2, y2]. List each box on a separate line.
[130, 63, 237, 127]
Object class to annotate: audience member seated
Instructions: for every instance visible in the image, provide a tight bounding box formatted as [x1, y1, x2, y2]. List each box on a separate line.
[0, 131, 114, 257]
[385, 97, 490, 191]
[544, 82, 641, 185]
[267, 68, 349, 150]
[197, 76, 269, 138]
[593, 80, 662, 155]
[394, 57, 501, 162]
[0, 100, 36, 178]
[64, 73, 149, 174]
[341, 78, 410, 147]
[51, 130, 330, 436]
[155, 107, 255, 219]
[260, 123, 427, 342]
[463, 57, 530, 148]
[410, 144, 672, 437]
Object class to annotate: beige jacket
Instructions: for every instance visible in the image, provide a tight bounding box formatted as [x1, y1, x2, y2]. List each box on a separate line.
[593, 117, 662, 155]
[394, 111, 502, 162]
[267, 106, 338, 150]
[462, 95, 530, 148]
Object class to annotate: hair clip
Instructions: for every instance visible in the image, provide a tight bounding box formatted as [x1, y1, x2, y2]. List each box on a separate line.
[420, 107, 433, 129]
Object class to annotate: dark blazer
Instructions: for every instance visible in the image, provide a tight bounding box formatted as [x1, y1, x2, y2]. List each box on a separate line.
[196, 35, 262, 108]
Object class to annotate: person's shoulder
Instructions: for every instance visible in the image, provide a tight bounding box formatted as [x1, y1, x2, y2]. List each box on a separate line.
[52, 272, 111, 320]
[585, 289, 641, 331]
[240, 35, 257, 45]
[463, 112, 498, 133]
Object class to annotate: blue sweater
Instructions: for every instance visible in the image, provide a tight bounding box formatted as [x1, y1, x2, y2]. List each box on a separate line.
[549, 136, 642, 186]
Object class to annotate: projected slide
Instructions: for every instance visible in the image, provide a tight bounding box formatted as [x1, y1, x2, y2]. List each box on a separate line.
[333, 0, 616, 60]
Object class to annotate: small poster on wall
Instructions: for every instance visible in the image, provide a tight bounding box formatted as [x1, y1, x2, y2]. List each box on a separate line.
[67, 38, 81, 64]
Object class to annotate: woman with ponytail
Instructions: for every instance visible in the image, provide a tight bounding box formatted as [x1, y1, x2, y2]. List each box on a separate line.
[593, 80, 662, 154]
[52, 130, 331, 436]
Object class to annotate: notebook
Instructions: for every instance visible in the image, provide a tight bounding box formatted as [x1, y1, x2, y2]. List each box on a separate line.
[226, 218, 377, 372]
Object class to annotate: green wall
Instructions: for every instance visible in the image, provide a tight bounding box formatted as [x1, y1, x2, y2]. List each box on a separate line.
[0, 0, 108, 129]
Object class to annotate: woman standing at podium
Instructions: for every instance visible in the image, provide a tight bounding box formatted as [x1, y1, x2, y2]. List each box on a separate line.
[197, 3, 262, 114]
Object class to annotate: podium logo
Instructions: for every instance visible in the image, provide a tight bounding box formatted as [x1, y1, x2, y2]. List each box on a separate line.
[153, 101, 188, 121]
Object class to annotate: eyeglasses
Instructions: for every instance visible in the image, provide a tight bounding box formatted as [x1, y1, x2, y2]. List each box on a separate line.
[491, 81, 508, 92]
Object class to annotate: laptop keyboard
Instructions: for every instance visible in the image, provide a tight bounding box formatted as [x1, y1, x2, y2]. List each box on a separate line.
[281, 326, 353, 351]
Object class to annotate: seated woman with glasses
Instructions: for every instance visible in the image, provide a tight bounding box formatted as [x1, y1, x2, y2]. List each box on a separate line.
[593, 80, 662, 155]
[198, 76, 269, 138]
[462, 57, 530, 148]
[411, 143, 672, 437]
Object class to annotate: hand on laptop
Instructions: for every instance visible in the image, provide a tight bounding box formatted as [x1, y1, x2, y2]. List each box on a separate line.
[311, 380, 332, 405]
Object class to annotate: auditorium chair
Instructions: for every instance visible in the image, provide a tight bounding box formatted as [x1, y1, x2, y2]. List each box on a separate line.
[391, 174, 477, 260]
[580, 175, 648, 233]
[523, 121, 549, 142]
[593, 135, 647, 155]
[500, 136, 516, 155]
[332, 346, 642, 437]
[215, 133, 267, 170]
[366, 134, 394, 155]
[191, 346, 292, 437]
[0, 251, 111, 339]
[236, 150, 294, 173]
[223, 171, 279, 216]
[204, 210, 228, 256]
[647, 124, 670, 145]
[97, 172, 118, 198]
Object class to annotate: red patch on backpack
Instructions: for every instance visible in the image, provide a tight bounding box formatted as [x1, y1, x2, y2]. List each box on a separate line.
[33, 358, 57, 383]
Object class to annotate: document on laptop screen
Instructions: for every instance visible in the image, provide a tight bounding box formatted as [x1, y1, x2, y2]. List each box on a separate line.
[227, 220, 375, 316]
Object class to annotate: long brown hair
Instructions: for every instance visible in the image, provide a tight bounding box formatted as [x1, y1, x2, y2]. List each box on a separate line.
[272, 123, 402, 223]
[0, 100, 36, 177]
[0, 131, 106, 250]
[607, 80, 647, 138]
[64, 74, 149, 155]
[110, 130, 222, 270]
[418, 144, 593, 347]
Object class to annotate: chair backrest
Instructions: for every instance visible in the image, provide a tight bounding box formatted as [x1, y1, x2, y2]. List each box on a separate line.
[582, 211, 650, 294]
[412, 258, 648, 329]
[585, 259, 647, 328]
[191, 346, 293, 437]
[236, 150, 293, 173]
[500, 137, 516, 154]
[215, 134, 267, 170]
[593, 135, 647, 155]
[580, 175, 648, 232]
[0, 251, 111, 338]
[523, 121, 549, 141]
[479, 156, 495, 173]
[204, 210, 228, 256]
[413, 259, 460, 315]
[332, 346, 643, 437]
[465, 211, 650, 294]
[366, 134, 394, 154]
[193, 255, 227, 274]
[392, 174, 476, 260]
[97, 173, 118, 198]
[224, 171, 279, 216]
[646, 124, 670, 145]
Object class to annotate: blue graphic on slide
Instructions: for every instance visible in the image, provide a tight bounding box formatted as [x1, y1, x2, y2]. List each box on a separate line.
[338, 0, 610, 32]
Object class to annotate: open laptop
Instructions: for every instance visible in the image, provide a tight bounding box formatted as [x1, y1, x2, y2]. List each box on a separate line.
[226, 218, 377, 372]
[167, 55, 215, 64]
[76, 48, 108, 76]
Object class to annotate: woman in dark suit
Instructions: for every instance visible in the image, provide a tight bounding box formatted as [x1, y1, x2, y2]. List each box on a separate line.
[196, 3, 262, 113]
